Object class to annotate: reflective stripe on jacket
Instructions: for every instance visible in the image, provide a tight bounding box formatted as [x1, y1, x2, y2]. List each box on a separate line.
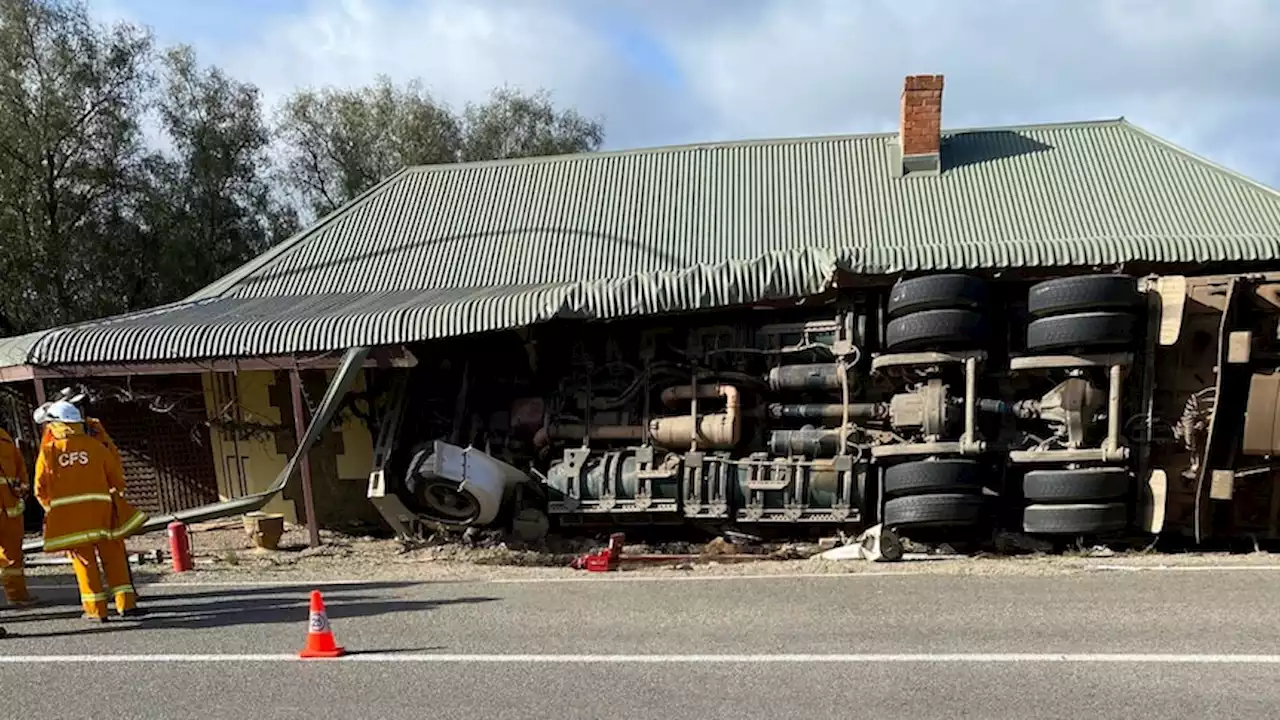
[83, 418, 145, 539]
[34, 422, 139, 552]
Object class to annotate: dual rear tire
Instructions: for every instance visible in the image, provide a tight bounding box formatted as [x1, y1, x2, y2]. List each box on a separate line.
[882, 462, 1134, 536]
[887, 273, 1143, 353]
[882, 459, 990, 532]
[1020, 467, 1130, 535]
[1024, 275, 1142, 353]
[885, 274, 988, 352]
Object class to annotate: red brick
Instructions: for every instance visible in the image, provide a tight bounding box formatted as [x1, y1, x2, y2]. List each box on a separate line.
[903, 74, 944, 92]
[899, 73, 944, 156]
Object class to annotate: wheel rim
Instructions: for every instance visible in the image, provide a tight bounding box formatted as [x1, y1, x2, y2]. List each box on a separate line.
[421, 482, 480, 522]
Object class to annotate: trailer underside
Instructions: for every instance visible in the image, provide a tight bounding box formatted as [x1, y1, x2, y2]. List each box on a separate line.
[364, 270, 1280, 551]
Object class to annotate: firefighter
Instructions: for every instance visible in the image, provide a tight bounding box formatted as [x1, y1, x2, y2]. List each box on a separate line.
[36, 396, 142, 542]
[80, 412, 145, 602]
[35, 398, 146, 604]
[1, 424, 37, 607]
[34, 401, 146, 621]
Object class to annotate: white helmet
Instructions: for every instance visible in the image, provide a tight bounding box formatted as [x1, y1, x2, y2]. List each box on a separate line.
[32, 402, 52, 425]
[44, 400, 83, 424]
[58, 386, 86, 405]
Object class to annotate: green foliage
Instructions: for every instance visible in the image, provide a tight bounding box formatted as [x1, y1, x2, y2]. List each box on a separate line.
[275, 78, 604, 220]
[461, 86, 604, 163]
[0, 0, 155, 333]
[131, 45, 298, 309]
[0, 0, 605, 335]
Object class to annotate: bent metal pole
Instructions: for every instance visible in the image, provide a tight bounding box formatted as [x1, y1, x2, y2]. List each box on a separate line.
[290, 367, 322, 548]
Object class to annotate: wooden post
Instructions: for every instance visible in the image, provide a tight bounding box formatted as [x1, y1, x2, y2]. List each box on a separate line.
[289, 368, 322, 548]
[33, 378, 46, 405]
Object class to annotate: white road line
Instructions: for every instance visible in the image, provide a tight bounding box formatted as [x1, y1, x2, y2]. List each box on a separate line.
[27, 572, 917, 590]
[22, 562, 1280, 591]
[487, 570, 919, 584]
[2, 653, 1280, 664]
[26, 580, 402, 590]
[1091, 564, 1280, 573]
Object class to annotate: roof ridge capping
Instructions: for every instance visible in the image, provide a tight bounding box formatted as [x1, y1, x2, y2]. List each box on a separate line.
[1115, 120, 1280, 198]
[396, 117, 1135, 177]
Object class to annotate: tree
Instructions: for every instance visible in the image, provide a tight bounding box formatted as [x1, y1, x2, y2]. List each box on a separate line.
[274, 76, 461, 219]
[0, 0, 609, 334]
[460, 86, 603, 163]
[129, 45, 296, 310]
[275, 78, 604, 219]
[0, 0, 154, 333]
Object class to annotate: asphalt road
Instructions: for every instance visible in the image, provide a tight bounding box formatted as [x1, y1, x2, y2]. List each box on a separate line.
[3, 568, 1280, 719]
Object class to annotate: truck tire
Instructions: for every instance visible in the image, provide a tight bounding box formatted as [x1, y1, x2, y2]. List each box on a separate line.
[884, 494, 988, 529]
[1025, 312, 1135, 352]
[1028, 275, 1141, 318]
[1022, 503, 1127, 534]
[884, 459, 985, 499]
[1022, 467, 1130, 503]
[887, 274, 988, 319]
[885, 309, 987, 352]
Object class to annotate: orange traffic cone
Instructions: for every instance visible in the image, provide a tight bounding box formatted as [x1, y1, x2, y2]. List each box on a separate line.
[298, 590, 346, 659]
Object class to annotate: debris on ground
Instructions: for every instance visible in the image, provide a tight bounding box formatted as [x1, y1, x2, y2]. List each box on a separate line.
[703, 537, 740, 556]
[818, 544, 866, 561]
[993, 530, 1055, 554]
[818, 536, 842, 551]
[24, 520, 1280, 585]
[722, 529, 763, 546]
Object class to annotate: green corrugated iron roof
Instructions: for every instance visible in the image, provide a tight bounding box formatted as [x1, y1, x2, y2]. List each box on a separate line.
[9, 118, 1280, 366]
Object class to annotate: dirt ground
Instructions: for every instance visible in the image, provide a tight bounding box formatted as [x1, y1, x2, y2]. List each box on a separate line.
[22, 520, 1280, 585]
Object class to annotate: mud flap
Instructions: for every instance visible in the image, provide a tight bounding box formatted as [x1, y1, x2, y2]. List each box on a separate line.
[1138, 469, 1167, 534]
[1193, 277, 1252, 543]
[22, 347, 372, 553]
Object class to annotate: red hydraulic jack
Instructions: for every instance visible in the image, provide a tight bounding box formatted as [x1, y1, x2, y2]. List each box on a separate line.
[570, 533, 625, 572]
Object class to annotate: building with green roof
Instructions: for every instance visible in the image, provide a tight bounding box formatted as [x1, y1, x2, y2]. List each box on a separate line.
[4, 74, 1278, 527]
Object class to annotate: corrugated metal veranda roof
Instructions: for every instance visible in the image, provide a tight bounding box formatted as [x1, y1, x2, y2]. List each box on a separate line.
[8, 118, 1280, 366]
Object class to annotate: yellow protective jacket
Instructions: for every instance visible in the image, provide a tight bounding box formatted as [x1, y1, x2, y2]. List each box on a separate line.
[84, 417, 145, 539]
[0, 428, 28, 521]
[41, 417, 143, 540]
[34, 422, 146, 552]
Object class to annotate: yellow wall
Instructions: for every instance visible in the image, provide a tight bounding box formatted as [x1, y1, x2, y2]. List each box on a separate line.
[330, 369, 374, 482]
[201, 368, 376, 525]
[202, 370, 294, 521]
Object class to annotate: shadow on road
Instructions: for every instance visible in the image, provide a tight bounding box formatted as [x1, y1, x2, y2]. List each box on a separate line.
[134, 581, 431, 601]
[3, 581, 499, 639]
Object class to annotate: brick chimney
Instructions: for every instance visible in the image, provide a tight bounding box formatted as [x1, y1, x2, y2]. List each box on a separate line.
[898, 74, 944, 175]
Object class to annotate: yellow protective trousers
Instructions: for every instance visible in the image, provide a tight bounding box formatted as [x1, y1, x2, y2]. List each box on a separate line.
[0, 515, 30, 603]
[68, 540, 136, 618]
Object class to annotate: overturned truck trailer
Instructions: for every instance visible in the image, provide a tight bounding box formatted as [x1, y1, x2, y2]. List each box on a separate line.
[367, 270, 1280, 547]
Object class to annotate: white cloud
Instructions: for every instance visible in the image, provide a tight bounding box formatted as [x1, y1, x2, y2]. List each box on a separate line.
[96, 0, 1280, 185]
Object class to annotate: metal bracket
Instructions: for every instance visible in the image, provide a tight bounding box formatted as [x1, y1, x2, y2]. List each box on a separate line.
[1009, 353, 1135, 371]
[872, 440, 985, 459]
[871, 349, 988, 372]
[1008, 447, 1130, 464]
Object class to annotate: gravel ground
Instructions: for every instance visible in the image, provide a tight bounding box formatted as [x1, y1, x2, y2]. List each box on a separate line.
[22, 519, 1280, 585]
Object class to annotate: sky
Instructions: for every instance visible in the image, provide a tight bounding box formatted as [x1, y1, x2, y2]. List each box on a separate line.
[90, 0, 1280, 187]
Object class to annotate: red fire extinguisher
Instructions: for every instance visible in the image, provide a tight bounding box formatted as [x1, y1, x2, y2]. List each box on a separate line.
[168, 521, 193, 573]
